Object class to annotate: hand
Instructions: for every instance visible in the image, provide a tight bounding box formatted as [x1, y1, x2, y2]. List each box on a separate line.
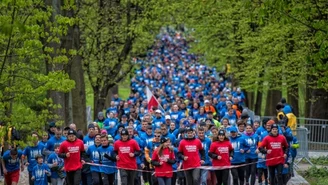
[246, 150, 250, 153]
[52, 161, 58, 167]
[217, 156, 222, 160]
[267, 149, 272, 154]
[163, 158, 168, 162]
[229, 157, 233, 161]
[283, 154, 287, 159]
[255, 149, 259, 154]
[129, 153, 135, 157]
[81, 160, 85, 164]
[45, 170, 49, 174]
[240, 149, 244, 153]
[116, 155, 120, 160]
[183, 156, 188, 161]
[66, 153, 70, 158]
[31, 176, 35, 181]
[25, 162, 30, 166]
[200, 160, 205, 164]
[21, 165, 25, 171]
[284, 164, 289, 168]
[61, 167, 65, 171]
[3, 168, 7, 175]
[159, 161, 163, 165]
[141, 163, 145, 169]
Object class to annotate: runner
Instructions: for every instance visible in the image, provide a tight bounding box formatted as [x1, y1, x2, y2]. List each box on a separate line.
[1, 148, 24, 185]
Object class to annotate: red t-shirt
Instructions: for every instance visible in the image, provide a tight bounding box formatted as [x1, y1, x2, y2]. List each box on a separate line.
[59, 139, 84, 171]
[259, 134, 288, 166]
[152, 148, 175, 177]
[209, 140, 233, 167]
[113, 139, 140, 170]
[178, 138, 203, 169]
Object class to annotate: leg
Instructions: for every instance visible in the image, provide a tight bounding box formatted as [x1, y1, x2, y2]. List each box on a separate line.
[250, 159, 257, 185]
[276, 164, 283, 185]
[184, 170, 193, 185]
[258, 168, 263, 184]
[92, 171, 101, 185]
[221, 169, 230, 185]
[231, 168, 239, 185]
[73, 169, 82, 185]
[268, 166, 276, 185]
[200, 169, 208, 185]
[237, 166, 245, 185]
[263, 168, 268, 185]
[192, 168, 201, 185]
[127, 170, 136, 185]
[171, 172, 177, 185]
[157, 177, 165, 185]
[165, 177, 172, 185]
[245, 159, 251, 184]
[215, 170, 223, 185]
[120, 169, 128, 185]
[108, 173, 115, 185]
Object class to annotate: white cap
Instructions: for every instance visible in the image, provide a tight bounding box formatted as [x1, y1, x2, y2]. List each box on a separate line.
[155, 109, 162, 114]
[165, 115, 171, 120]
[204, 100, 210, 103]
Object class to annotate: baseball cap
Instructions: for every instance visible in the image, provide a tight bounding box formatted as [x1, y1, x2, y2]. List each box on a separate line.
[204, 100, 210, 103]
[230, 127, 238, 133]
[155, 110, 162, 114]
[120, 129, 129, 135]
[165, 115, 171, 120]
[160, 137, 169, 144]
[218, 129, 225, 136]
[68, 129, 76, 136]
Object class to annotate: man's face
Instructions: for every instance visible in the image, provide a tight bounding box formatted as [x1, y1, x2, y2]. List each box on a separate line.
[31, 134, 38, 145]
[266, 124, 272, 131]
[101, 137, 109, 146]
[187, 131, 194, 138]
[128, 129, 134, 136]
[55, 130, 62, 139]
[121, 134, 129, 141]
[161, 127, 168, 135]
[142, 122, 148, 130]
[88, 127, 95, 136]
[169, 123, 175, 130]
[67, 134, 75, 142]
[95, 135, 101, 145]
[146, 128, 152, 135]
[271, 128, 278, 135]
[63, 130, 68, 137]
[198, 131, 205, 139]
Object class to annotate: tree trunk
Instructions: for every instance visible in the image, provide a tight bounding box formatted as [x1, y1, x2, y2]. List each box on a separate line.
[244, 91, 254, 110]
[305, 88, 328, 119]
[61, 2, 87, 131]
[254, 91, 262, 115]
[45, 0, 68, 125]
[94, 88, 106, 119]
[265, 90, 282, 116]
[106, 85, 119, 108]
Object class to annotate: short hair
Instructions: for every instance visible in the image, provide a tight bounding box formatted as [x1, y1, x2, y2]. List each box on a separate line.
[64, 127, 70, 131]
[197, 127, 205, 132]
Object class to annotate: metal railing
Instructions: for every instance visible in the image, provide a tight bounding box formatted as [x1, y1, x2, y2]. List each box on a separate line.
[261, 116, 328, 152]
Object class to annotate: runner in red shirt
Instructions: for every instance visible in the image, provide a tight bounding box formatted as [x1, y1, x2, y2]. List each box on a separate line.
[259, 124, 289, 185]
[58, 129, 85, 185]
[113, 129, 141, 185]
[151, 137, 175, 185]
[209, 129, 233, 185]
[177, 127, 205, 185]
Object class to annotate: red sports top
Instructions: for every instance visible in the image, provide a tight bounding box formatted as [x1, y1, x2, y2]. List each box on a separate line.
[209, 140, 233, 167]
[259, 134, 288, 166]
[113, 139, 140, 170]
[59, 139, 84, 171]
[178, 138, 203, 169]
[152, 147, 175, 177]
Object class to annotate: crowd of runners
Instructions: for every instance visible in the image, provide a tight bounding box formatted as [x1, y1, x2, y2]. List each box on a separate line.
[0, 29, 299, 185]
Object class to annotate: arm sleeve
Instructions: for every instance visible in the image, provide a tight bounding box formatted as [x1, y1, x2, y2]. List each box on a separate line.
[208, 152, 218, 159]
[104, 153, 117, 161]
[199, 149, 205, 161]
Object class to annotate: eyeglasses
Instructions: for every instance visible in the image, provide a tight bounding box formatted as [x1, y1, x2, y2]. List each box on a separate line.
[154, 135, 161, 137]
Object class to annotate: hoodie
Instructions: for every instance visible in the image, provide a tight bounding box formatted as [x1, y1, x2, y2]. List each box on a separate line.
[229, 134, 250, 164]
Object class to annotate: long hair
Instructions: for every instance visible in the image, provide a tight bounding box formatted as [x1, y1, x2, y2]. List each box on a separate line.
[157, 138, 172, 157]
[212, 129, 229, 142]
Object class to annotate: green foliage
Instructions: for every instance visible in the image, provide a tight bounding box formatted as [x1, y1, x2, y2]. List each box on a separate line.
[164, 0, 328, 92]
[310, 156, 328, 166]
[0, 0, 75, 147]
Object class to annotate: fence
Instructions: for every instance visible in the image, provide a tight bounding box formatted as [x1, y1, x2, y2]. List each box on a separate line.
[261, 116, 328, 152]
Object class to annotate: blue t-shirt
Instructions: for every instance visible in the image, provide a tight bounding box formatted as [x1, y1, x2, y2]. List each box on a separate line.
[98, 146, 117, 174]
[2, 150, 23, 172]
[23, 143, 45, 172]
[47, 153, 65, 179]
[32, 163, 50, 185]
[86, 144, 101, 172]
[46, 136, 66, 151]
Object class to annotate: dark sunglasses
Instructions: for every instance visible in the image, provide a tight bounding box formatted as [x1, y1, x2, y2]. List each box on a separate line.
[154, 135, 161, 137]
